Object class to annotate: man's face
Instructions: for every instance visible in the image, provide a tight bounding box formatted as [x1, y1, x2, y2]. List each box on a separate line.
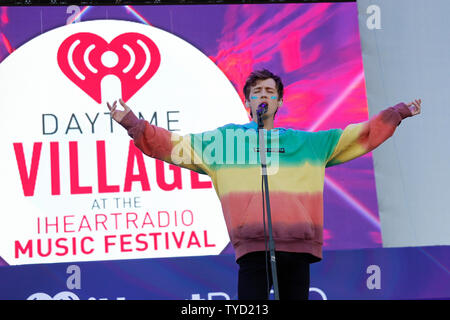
[246, 78, 282, 121]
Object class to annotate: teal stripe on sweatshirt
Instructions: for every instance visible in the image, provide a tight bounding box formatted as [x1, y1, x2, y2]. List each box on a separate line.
[188, 123, 343, 170]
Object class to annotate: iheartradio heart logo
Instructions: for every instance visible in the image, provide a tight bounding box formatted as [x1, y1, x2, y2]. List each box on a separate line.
[57, 32, 161, 103]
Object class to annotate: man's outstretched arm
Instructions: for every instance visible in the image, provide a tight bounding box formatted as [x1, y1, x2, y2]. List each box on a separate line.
[324, 99, 421, 167]
[107, 99, 212, 175]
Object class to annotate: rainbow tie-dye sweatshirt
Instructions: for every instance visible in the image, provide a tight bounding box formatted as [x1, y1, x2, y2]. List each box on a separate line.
[120, 102, 412, 262]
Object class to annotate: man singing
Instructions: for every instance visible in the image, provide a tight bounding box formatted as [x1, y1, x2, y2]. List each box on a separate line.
[107, 69, 421, 300]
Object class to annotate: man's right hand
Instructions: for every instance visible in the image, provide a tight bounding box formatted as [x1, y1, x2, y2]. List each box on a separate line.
[107, 98, 131, 123]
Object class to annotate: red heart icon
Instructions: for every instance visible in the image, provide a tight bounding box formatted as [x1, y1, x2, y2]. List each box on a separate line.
[57, 32, 161, 104]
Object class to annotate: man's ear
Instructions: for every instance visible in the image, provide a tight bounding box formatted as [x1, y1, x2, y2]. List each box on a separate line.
[278, 99, 283, 106]
[246, 100, 253, 117]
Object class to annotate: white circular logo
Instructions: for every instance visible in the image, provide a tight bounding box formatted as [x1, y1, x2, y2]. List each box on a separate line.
[0, 20, 246, 265]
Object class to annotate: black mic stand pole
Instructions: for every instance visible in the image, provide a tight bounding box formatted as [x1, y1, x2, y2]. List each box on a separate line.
[257, 110, 280, 300]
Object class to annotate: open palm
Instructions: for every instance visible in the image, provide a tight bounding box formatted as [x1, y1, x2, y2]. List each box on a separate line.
[107, 99, 131, 123]
[407, 98, 422, 116]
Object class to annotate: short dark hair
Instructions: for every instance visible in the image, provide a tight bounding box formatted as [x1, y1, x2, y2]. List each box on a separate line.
[243, 69, 284, 119]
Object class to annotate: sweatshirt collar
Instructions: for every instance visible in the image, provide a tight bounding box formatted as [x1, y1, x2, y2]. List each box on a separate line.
[242, 121, 284, 132]
[242, 121, 258, 129]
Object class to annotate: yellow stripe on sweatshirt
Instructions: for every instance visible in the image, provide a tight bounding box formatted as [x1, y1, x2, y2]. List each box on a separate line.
[327, 123, 367, 165]
[215, 162, 325, 196]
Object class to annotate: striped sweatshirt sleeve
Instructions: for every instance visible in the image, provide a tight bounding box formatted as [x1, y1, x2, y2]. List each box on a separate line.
[322, 102, 413, 167]
[120, 111, 211, 175]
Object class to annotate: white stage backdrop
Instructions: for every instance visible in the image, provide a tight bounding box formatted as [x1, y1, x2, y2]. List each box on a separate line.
[357, 0, 450, 247]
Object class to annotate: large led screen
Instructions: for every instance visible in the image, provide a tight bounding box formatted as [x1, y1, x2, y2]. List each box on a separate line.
[0, 2, 380, 265]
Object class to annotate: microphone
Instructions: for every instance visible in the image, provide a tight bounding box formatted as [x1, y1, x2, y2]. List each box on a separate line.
[256, 102, 268, 129]
[257, 102, 268, 116]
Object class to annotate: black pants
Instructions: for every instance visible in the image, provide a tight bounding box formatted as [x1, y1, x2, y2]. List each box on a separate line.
[237, 251, 312, 300]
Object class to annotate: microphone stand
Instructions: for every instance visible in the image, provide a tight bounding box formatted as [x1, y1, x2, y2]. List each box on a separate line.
[257, 109, 280, 300]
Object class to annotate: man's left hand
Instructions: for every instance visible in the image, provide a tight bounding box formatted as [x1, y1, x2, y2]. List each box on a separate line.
[407, 98, 422, 116]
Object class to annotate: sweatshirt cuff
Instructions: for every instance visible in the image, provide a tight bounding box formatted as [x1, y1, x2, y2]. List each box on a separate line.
[120, 111, 140, 131]
[392, 102, 413, 120]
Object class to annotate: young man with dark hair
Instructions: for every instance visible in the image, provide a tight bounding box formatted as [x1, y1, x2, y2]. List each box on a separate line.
[243, 69, 284, 121]
[107, 69, 421, 300]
